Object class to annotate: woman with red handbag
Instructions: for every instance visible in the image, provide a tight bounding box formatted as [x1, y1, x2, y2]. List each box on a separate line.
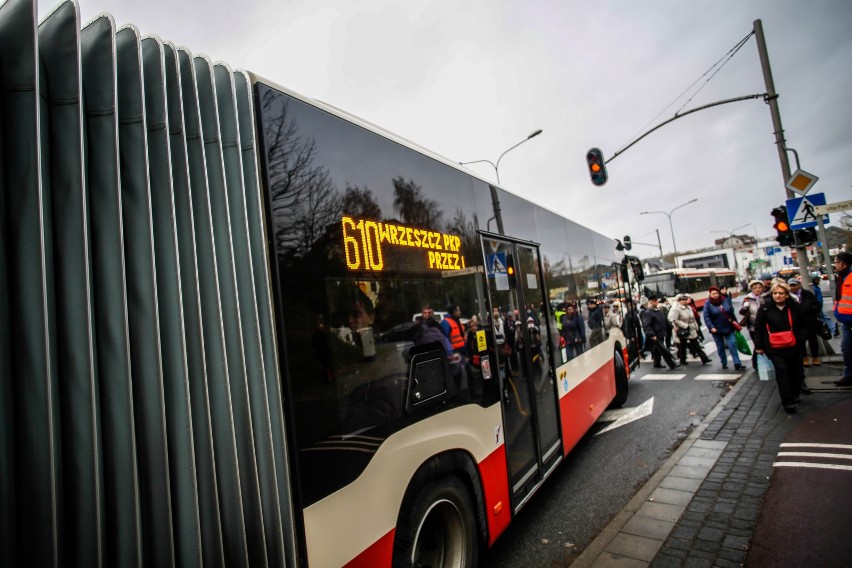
[753, 281, 805, 414]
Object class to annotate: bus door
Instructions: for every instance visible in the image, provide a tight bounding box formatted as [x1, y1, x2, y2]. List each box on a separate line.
[481, 235, 561, 510]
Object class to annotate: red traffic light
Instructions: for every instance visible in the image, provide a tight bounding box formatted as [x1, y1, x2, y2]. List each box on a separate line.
[586, 147, 608, 186]
[771, 206, 794, 246]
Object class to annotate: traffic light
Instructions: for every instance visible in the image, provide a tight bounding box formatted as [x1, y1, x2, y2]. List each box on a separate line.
[623, 235, 632, 250]
[506, 254, 516, 287]
[586, 147, 608, 186]
[795, 227, 817, 246]
[771, 206, 794, 246]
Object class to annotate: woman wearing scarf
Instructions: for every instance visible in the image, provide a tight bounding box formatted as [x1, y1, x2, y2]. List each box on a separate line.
[669, 294, 711, 365]
[703, 286, 745, 370]
[739, 279, 765, 369]
[739, 280, 765, 338]
[753, 281, 805, 413]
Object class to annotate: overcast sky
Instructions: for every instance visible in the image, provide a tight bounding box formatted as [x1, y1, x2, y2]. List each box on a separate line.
[46, 0, 852, 256]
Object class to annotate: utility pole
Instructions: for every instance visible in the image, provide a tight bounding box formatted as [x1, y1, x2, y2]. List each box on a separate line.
[754, 19, 811, 279]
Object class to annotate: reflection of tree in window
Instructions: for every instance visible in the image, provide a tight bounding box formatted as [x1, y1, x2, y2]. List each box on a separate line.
[342, 185, 381, 220]
[392, 177, 442, 227]
[446, 208, 478, 260]
[261, 91, 341, 261]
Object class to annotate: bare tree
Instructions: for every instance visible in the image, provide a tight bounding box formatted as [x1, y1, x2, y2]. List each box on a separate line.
[392, 177, 442, 228]
[260, 91, 341, 260]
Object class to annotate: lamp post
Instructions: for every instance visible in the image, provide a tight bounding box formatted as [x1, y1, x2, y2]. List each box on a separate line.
[710, 223, 751, 280]
[639, 198, 698, 263]
[460, 129, 543, 234]
[459, 129, 543, 185]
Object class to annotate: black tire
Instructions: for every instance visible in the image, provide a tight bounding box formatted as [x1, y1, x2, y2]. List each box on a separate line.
[392, 475, 479, 568]
[609, 348, 629, 408]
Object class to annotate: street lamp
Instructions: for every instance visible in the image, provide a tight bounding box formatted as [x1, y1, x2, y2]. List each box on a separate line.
[710, 223, 751, 280]
[639, 198, 698, 261]
[459, 129, 543, 185]
[710, 223, 751, 248]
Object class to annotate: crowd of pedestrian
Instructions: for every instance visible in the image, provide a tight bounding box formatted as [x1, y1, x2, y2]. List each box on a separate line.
[409, 249, 852, 416]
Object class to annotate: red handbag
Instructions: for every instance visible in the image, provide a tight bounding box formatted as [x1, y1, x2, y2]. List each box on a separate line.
[724, 306, 742, 331]
[767, 309, 796, 349]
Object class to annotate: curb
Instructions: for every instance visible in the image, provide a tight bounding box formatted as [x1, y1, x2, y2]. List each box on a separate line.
[571, 368, 755, 567]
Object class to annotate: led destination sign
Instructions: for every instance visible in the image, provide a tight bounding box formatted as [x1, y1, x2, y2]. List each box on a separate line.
[342, 216, 467, 272]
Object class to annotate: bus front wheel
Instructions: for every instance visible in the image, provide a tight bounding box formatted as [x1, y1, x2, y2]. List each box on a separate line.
[393, 475, 479, 568]
[609, 349, 629, 408]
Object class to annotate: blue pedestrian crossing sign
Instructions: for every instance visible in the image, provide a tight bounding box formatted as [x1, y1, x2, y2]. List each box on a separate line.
[786, 192, 829, 230]
[485, 252, 507, 276]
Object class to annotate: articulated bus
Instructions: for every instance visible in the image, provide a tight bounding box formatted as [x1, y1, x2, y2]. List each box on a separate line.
[0, 0, 642, 565]
[642, 268, 739, 308]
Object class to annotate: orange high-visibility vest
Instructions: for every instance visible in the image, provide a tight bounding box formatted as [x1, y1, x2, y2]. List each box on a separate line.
[445, 317, 465, 349]
[836, 271, 852, 323]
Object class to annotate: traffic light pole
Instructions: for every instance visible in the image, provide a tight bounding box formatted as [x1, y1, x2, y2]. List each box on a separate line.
[754, 19, 811, 280]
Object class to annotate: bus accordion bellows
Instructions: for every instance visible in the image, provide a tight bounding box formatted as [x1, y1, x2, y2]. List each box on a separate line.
[0, 0, 642, 565]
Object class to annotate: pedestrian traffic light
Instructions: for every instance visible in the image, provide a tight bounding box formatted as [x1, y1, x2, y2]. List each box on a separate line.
[771, 206, 794, 246]
[586, 147, 608, 186]
[795, 227, 817, 246]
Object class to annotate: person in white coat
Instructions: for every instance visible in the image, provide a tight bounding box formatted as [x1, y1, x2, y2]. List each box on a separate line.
[668, 294, 710, 365]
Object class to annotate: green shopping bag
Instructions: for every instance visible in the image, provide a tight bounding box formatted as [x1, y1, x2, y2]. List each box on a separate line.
[734, 330, 751, 355]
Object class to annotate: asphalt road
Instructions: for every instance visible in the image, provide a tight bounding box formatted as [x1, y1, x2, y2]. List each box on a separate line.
[481, 304, 750, 567]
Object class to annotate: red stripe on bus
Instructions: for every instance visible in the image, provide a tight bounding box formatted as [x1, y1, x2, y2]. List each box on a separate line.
[478, 444, 512, 546]
[343, 528, 394, 568]
[560, 360, 615, 456]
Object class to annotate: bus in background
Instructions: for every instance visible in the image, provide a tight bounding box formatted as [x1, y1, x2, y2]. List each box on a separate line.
[1, 1, 641, 566]
[642, 268, 739, 308]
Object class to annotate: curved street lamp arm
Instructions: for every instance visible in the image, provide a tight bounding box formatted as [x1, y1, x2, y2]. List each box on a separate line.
[495, 130, 543, 183]
[669, 198, 698, 216]
[458, 158, 498, 170]
[606, 93, 767, 164]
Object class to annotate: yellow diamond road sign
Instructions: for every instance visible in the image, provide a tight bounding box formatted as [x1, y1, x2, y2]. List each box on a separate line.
[785, 169, 818, 196]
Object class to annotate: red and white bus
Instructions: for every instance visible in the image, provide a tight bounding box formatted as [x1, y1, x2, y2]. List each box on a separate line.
[1, 1, 641, 565]
[642, 268, 739, 308]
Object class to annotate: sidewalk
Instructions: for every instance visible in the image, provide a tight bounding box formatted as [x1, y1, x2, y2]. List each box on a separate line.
[572, 336, 851, 568]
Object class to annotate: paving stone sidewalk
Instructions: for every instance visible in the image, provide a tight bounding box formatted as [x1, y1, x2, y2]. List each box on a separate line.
[573, 342, 849, 568]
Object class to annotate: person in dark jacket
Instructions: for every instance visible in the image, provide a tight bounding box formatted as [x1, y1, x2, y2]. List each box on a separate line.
[641, 296, 679, 369]
[560, 304, 586, 361]
[703, 286, 744, 370]
[754, 282, 805, 413]
[588, 299, 606, 347]
[787, 278, 821, 367]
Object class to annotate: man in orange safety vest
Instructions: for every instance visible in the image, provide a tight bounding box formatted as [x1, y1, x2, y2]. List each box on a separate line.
[833, 252, 852, 386]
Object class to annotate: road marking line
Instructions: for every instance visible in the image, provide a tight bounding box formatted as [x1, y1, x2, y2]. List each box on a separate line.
[773, 462, 852, 472]
[781, 443, 852, 450]
[778, 452, 852, 460]
[694, 374, 742, 381]
[640, 373, 686, 380]
[596, 397, 654, 435]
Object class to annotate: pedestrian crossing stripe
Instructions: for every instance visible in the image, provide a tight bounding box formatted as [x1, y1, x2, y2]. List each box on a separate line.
[694, 374, 742, 381]
[640, 374, 686, 381]
[640, 373, 742, 381]
[773, 462, 852, 472]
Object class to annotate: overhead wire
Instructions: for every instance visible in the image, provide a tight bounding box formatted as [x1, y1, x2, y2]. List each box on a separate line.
[613, 31, 755, 158]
